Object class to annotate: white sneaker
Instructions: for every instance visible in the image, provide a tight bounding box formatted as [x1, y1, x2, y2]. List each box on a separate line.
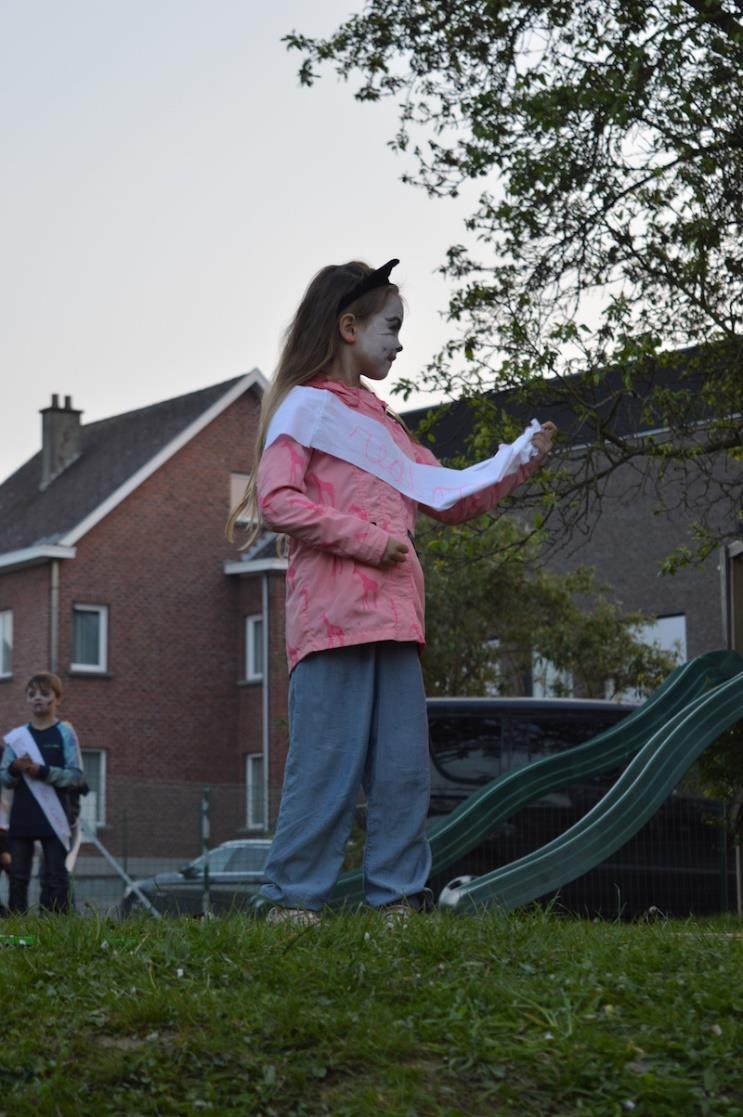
[265, 906, 322, 928]
[380, 901, 415, 927]
[378, 889, 433, 926]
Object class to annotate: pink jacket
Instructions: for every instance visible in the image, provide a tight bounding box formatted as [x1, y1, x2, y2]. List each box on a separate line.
[257, 377, 540, 672]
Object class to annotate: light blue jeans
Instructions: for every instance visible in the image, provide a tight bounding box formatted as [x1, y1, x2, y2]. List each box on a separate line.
[260, 641, 432, 910]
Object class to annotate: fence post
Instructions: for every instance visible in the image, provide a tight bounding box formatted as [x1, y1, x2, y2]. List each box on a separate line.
[201, 786, 211, 918]
[122, 810, 129, 876]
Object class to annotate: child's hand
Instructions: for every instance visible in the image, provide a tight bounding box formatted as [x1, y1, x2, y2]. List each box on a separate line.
[379, 536, 409, 567]
[531, 421, 557, 461]
[9, 755, 33, 776]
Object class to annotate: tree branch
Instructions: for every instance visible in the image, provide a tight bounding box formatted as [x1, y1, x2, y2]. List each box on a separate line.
[680, 0, 743, 40]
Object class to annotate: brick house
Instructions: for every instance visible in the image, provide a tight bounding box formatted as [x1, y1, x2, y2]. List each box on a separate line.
[0, 372, 293, 862]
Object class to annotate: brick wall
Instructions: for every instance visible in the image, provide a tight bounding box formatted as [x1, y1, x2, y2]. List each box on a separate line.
[0, 386, 287, 856]
[0, 563, 51, 723]
[236, 569, 289, 830]
[546, 459, 726, 658]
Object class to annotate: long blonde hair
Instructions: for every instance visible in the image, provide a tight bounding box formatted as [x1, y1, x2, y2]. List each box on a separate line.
[226, 261, 400, 548]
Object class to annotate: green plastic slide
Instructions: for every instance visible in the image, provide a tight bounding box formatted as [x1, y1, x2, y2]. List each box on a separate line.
[447, 661, 743, 913]
[327, 650, 743, 910]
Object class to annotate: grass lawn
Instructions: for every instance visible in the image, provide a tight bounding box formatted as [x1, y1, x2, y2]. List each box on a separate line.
[0, 910, 740, 1116]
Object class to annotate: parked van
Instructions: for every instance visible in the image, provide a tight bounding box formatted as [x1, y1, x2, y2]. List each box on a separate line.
[426, 697, 735, 918]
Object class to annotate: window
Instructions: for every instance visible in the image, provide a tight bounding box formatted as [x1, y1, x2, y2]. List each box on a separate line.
[246, 753, 266, 830]
[616, 614, 687, 703]
[80, 748, 106, 834]
[0, 610, 12, 677]
[229, 473, 255, 525]
[532, 654, 573, 698]
[72, 604, 108, 672]
[634, 614, 687, 662]
[245, 614, 264, 681]
[429, 715, 506, 786]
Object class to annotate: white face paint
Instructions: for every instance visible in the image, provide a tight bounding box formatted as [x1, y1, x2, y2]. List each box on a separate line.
[26, 686, 59, 722]
[353, 293, 404, 381]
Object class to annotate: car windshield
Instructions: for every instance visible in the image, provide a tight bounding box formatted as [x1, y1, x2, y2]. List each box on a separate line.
[187, 844, 270, 874]
[226, 845, 271, 872]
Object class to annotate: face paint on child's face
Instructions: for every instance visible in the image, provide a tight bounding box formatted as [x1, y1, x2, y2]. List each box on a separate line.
[354, 294, 404, 381]
[26, 687, 58, 718]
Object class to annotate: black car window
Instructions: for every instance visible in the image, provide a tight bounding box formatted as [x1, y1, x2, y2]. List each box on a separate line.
[429, 716, 505, 785]
[428, 706, 631, 791]
[506, 711, 623, 762]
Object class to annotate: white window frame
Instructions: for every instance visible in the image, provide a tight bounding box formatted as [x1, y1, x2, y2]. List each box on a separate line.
[229, 472, 257, 526]
[245, 614, 264, 682]
[79, 748, 106, 836]
[245, 752, 266, 830]
[0, 610, 12, 678]
[71, 604, 109, 673]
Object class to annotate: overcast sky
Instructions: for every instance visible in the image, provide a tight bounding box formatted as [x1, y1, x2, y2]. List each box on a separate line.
[0, 0, 480, 487]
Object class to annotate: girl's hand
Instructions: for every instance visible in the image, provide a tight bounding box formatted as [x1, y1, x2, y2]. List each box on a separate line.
[531, 421, 557, 461]
[379, 536, 409, 567]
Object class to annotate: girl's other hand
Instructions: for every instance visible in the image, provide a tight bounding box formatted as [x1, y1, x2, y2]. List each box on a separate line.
[531, 421, 557, 461]
[379, 536, 409, 567]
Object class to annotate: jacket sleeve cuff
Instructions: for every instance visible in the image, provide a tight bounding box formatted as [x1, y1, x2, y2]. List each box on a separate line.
[356, 524, 390, 567]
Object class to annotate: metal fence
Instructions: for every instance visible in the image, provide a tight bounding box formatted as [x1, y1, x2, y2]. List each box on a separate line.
[2, 778, 738, 919]
[429, 790, 739, 920]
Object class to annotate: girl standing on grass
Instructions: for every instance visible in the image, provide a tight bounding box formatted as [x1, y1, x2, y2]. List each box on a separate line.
[227, 259, 555, 925]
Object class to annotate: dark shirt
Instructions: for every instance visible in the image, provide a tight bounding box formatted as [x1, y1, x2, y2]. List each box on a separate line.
[9, 723, 66, 838]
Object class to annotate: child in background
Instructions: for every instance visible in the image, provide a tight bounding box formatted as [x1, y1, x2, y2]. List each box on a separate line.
[0, 791, 10, 916]
[1, 672, 85, 913]
[228, 259, 555, 924]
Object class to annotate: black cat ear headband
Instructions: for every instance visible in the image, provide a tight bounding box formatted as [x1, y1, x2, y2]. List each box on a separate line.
[337, 259, 400, 314]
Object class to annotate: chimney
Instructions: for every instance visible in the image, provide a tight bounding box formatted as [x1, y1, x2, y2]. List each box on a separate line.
[40, 394, 83, 489]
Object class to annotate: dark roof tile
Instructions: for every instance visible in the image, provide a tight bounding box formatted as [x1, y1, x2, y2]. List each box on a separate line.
[0, 376, 247, 554]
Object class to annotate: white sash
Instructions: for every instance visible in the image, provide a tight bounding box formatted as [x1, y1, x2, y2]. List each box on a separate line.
[265, 386, 541, 511]
[3, 725, 71, 851]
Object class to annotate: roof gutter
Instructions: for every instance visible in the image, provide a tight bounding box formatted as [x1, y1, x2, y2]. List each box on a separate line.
[0, 544, 76, 574]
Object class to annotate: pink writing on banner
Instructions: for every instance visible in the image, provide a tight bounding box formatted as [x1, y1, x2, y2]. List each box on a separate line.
[347, 424, 418, 496]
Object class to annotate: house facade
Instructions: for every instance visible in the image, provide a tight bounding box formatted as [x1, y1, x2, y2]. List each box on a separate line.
[0, 374, 290, 867]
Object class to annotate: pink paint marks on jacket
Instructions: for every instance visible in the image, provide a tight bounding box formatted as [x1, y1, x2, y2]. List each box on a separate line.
[323, 615, 345, 646]
[306, 473, 336, 507]
[286, 441, 307, 485]
[287, 496, 317, 513]
[353, 567, 380, 611]
[330, 554, 344, 579]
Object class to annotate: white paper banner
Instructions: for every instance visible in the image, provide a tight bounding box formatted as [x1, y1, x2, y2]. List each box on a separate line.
[265, 386, 540, 511]
[3, 726, 71, 851]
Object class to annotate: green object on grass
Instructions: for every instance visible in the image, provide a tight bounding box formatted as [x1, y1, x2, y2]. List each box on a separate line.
[0, 935, 36, 947]
[325, 649, 743, 911]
